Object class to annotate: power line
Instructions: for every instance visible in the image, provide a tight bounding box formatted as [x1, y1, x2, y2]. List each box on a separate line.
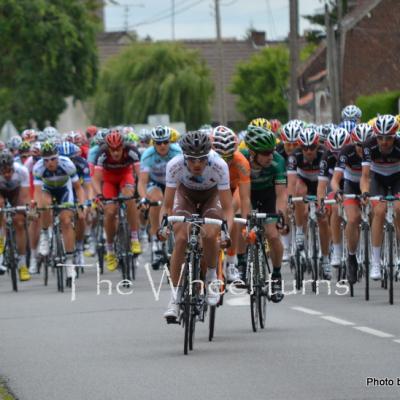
[265, 0, 277, 39]
[128, 0, 205, 29]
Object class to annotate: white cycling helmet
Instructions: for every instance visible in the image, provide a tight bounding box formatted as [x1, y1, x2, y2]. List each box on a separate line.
[212, 125, 238, 158]
[326, 127, 351, 151]
[351, 123, 373, 143]
[151, 126, 171, 142]
[298, 127, 319, 147]
[341, 105, 362, 121]
[281, 121, 302, 143]
[373, 114, 398, 136]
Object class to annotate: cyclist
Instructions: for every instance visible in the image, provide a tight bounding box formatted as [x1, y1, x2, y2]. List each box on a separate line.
[316, 123, 335, 145]
[287, 127, 325, 253]
[137, 129, 152, 155]
[138, 126, 182, 268]
[33, 142, 85, 279]
[21, 129, 38, 143]
[160, 130, 234, 321]
[0, 152, 31, 280]
[341, 104, 362, 123]
[16, 141, 32, 165]
[331, 123, 373, 283]
[360, 114, 400, 280]
[92, 129, 141, 271]
[276, 121, 301, 163]
[241, 125, 287, 302]
[7, 136, 22, 157]
[212, 125, 251, 281]
[317, 127, 351, 279]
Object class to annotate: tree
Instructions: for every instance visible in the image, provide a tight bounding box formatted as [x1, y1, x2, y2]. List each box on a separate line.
[356, 91, 400, 122]
[230, 46, 289, 122]
[303, 0, 348, 27]
[93, 43, 213, 130]
[0, 0, 99, 129]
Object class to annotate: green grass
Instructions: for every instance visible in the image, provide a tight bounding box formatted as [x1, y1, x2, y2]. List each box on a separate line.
[0, 383, 15, 400]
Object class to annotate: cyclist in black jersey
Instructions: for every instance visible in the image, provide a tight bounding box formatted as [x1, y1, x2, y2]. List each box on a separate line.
[331, 123, 373, 283]
[287, 127, 324, 251]
[360, 114, 400, 280]
[276, 121, 301, 164]
[317, 127, 351, 279]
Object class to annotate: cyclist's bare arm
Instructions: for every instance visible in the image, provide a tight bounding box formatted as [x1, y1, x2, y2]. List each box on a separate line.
[360, 164, 370, 194]
[92, 168, 103, 196]
[138, 171, 150, 199]
[19, 187, 30, 205]
[159, 187, 176, 223]
[275, 184, 288, 216]
[287, 173, 297, 197]
[219, 189, 234, 232]
[238, 182, 251, 218]
[317, 179, 328, 203]
[73, 181, 85, 205]
[331, 170, 343, 193]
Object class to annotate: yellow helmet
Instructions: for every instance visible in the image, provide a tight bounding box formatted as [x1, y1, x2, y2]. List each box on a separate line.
[395, 114, 400, 126]
[249, 118, 272, 130]
[368, 117, 377, 127]
[170, 127, 181, 143]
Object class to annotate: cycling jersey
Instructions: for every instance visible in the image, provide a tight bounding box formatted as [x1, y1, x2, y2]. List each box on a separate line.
[241, 149, 286, 190]
[318, 149, 339, 182]
[0, 162, 30, 192]
[335, 144, 362, 183]
[288, 146, 325, 183]
[362, 136, 400, 176]
[228, 151, 251, 191]
[33, 156, 79, 189]
[275, 143, 290, 163]
[140, 144, 182, 185]
[71, 156, 91, 184]
[95, 144, 140, 171]
[166, 150, 230, 191]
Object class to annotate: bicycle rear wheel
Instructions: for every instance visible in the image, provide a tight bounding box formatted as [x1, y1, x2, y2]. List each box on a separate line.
[387, 225, 394, 305]
[257, 244, 267, 329]
[208, 305, 216, 341]
[308, 221, 318, 293]
[183, 288, 191, 355]
[6, 237, 18, 292]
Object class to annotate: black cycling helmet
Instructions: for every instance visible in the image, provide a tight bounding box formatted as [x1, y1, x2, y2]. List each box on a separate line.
[0, 151, 14, 172]
[180, 130, 211, 157]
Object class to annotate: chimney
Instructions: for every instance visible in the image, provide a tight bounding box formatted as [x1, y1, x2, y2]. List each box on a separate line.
[250, 30, 266, 46]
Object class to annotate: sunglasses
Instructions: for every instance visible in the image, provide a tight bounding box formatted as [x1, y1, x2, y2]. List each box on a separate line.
[154, 140, 170, 145]
[43, 156, 58, 162]
[257, 150, 274, 156]
[377, 135, 394, 142]
[185, 155, 208, 163]
[302, 144, 317, 151]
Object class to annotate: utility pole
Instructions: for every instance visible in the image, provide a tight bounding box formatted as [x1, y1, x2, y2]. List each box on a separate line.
[171, 0, 175, 40]
[325, 3, 340, 123]
[336, 0, 343, 111]
[289, 0, 299, 119]
[215, 0, 226, 125]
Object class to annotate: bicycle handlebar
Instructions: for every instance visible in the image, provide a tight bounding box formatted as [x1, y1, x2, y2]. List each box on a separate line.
[167, 215, 223, 226]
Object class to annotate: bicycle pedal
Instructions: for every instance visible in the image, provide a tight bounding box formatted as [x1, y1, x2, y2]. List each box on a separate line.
[166, 316, 179, 324]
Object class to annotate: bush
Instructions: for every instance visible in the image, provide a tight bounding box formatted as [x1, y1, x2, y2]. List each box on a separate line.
[356, 91, 400, 121]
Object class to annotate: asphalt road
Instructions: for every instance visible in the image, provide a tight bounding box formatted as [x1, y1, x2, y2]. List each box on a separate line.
[1, 242, 400, 400]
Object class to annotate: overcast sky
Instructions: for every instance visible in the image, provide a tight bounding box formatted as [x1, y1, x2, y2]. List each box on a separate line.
[104, 0, 324, 41]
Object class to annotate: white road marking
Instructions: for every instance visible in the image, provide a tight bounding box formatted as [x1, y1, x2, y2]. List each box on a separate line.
[226, 296, 250, 306]
[320, 316, 355, 326]
[353, 326, 394, 338]
[291, 306, 323, 315]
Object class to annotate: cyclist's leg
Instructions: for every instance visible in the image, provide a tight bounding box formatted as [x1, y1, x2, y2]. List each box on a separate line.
[0, 193, 6, 261]
[294, 178, 309, 248]
[226, 188, 241, 280]
[344, 202, 361, 254]
[147, 184, 164, 236]
[330, 202, 342, 266]
[38, 189, 53, 256]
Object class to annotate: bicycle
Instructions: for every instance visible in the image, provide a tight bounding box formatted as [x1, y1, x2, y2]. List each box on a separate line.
[102, 195, 137, 285]
[369, 194, 400, 305]
[161, 214, 229, 355]
[1, 205, 29, 292]
[234, 211, 283, 332]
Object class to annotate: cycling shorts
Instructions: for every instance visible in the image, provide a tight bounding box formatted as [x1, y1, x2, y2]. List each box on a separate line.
[172, 184, 222, 219]
[147, 180, 166, 194]
[43, 185, 74, 204]
[0, 188, 20, 207]
[370, 171, 400, 197]
[251, 189, 276, 213]
[298, 177, 318, 196]
[343, 180, 360, 206]
[102, 166, 135, 198]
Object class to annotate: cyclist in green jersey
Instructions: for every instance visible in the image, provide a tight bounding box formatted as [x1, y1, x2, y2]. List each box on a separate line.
[241, 125, 287, 302]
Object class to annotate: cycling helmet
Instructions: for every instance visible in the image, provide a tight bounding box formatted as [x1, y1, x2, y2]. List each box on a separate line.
[299, 127, 319, 147]
[248, 117, 272, 130]
[86, 125, 97, 138]
[0, 141, 5, 151]
[66, 131, 84, 146]
[317, 124, 335, 143]
[7, 135, 22, 151]
[151, 126, 171, 142]
[339, 120, 356, 134]
[138, 129, 152, 144]
[373, 114, 399, 135]
[198, 124, 213, 136]
[21, 129, 37, 142]
[41, 141, 58, 157]
[94, 128, 109, 146]
[281, 121, 302, 143]
[212, 125, 238, 158]
[19, 141, 31, 154]
[0, 152, 14, 172]
[290, 119, 306, 129]
[170, 128, 181, 143]
[105, 129, 124, 149]
[326, 128, 351, 152]
[31, 142, 41, 156]
[306, 123, 318, 131]
[124, 131, 139, 144]
[270, 119, 281, 134]
[43, 126, 58, 138]
[57, 142, 80, 157]
[351, 123, 374, 144]
[245, 125, 276, 152]
[341, 104, 362, 121]
[180, 130, 211, 157]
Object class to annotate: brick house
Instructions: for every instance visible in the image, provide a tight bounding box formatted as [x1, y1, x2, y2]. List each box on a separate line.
[297, 0, 400, 123]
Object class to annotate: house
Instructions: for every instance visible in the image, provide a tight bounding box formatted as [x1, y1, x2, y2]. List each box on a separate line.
[297, 0, 400, 123]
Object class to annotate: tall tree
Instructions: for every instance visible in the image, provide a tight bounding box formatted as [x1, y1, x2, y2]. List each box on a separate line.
[93, 43, 213, 130]
[0, 0, 99, 129]
[230, 46, 289, 122]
